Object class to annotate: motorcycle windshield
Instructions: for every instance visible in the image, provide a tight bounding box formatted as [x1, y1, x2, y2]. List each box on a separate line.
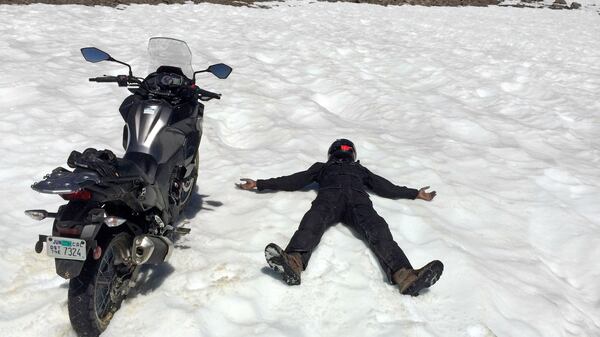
[148, 37, 194, 78]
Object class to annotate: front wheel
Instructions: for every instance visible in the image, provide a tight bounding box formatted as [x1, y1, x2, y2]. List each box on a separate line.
[68, 233, 132, 337]
[179, 153, 199, 210]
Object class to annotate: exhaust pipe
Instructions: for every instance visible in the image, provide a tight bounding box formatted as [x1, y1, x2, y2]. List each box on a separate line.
[132, 235, 173, 265]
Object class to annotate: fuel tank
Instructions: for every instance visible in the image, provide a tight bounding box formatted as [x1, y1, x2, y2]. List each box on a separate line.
[123, 99, 186, 164]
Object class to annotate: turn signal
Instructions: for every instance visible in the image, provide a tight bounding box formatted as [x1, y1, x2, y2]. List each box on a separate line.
[93, 246, 102, 260]
[25, 210, 48, 221]
[104, 216, 127, 227]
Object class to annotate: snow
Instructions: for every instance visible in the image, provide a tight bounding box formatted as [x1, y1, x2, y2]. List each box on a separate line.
[1, 2, 600, 337]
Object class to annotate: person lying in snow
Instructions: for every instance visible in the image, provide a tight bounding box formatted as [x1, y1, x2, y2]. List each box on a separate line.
[236, 139, 443, 296]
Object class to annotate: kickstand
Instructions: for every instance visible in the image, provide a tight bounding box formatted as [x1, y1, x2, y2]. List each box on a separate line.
[128, 265, 142, 288]
[175, 227, 191, 235]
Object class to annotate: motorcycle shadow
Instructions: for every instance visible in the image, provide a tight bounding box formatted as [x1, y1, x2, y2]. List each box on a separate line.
[181, 188, 224, 220]
[60, 264, 176, 297]
[126, 263, 176, 299]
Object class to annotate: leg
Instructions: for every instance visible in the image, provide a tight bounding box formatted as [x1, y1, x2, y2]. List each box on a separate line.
[285, 195, 343, 268]
[347, 202, 412, 284]
[265, 193, 342, 285]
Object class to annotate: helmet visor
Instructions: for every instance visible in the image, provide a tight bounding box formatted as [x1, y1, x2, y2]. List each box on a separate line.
[330, 144, 355, 161]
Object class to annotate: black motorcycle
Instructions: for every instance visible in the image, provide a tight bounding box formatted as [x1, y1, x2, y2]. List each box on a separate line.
[25, 37, 231, 337]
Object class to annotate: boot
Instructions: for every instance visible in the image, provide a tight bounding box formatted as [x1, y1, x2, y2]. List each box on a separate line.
[265, 243, 304, 286]
[393, 260, 444, 296]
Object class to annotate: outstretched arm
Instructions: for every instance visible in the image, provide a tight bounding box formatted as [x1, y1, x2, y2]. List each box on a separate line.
[236, 163, 324, 192]
[364, 168, 436, 201]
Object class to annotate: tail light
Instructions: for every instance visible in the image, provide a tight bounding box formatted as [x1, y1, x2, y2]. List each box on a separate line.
[57, 227, 82, 236]
[60, 190, 92, 201]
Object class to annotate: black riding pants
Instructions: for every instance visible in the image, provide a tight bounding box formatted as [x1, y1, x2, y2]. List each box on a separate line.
[285, 189, 413, 284]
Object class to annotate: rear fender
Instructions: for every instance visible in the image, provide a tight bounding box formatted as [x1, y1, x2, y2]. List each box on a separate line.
[54, 223, 103, 279]
[54, 208, 133, 280]
[55, 259, 85, 280]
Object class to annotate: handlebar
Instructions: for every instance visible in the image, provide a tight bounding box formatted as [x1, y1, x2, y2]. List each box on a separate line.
[89, 75, 141, 87]
[195, 88, 221, 100]
[89, 76, 118, 83]
[89, 75, 222, 101]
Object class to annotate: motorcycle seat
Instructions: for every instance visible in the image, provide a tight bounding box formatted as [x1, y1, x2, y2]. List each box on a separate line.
[117, 152, 158, 184]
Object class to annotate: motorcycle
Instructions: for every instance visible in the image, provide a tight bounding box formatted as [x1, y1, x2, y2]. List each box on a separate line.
[25, 37, 232, 337]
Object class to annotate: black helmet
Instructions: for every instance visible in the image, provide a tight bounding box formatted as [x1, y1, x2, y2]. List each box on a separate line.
[328, 139, 357, 161]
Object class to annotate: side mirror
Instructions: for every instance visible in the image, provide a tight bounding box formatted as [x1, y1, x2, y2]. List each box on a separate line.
[81, 47, 111, 63]
[207, 63, 232, 79]
[80, 47, 133, 76]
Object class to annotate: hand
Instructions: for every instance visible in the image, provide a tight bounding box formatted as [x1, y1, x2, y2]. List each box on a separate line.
[416, 186, 436, 201]
[236, 178, 257, 190]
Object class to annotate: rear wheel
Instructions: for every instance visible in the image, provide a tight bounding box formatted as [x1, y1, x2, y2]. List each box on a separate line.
[68, 233, 132, 337]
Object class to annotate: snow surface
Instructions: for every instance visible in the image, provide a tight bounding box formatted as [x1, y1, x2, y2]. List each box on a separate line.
[1, 2, 600, 337]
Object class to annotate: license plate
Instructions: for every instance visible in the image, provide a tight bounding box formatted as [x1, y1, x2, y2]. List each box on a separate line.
[46, 237, 87, 261]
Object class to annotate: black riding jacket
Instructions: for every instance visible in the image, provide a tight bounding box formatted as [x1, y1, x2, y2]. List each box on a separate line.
[256, 160, 419, 200]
